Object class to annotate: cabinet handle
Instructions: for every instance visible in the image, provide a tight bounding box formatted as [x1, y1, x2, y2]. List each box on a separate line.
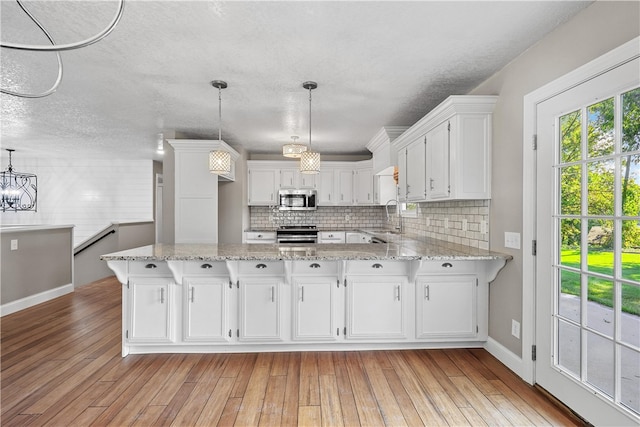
[328, 234, 333, 238]
[160, 288, 165, 304]
[368, 193, 370, 200]
[201, 263, 212, 269]
[372, 263, 383, 269]
[442, 262, 453, 268]
[190, 287, 195, 303]
[425, 284, 430, 300]
[309, 263, 321, 269]
[396, 285, 401, 301]
[301, 286, 304, 302]
[430, 178, 434, 191]
[271, 286, 275, 302]
[145, 263, 157, 269]
[256, 263, 267, 269]
[329, 194, 331, 201]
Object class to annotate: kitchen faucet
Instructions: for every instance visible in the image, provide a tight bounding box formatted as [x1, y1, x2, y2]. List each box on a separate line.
[384, 199, 402, 232]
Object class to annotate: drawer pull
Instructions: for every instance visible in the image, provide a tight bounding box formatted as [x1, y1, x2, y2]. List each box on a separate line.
[309, 263, 321, 269]
[372, 263, 383, 269]
[256, 263, 267, 269]
[442, 262, 453, 268]
[258, 234, 263, 238]
[201, 263, 213, 269]
[145, 263, 157, 269]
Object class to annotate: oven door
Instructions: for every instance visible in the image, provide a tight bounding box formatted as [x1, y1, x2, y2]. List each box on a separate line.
[276, 236, 318, 244]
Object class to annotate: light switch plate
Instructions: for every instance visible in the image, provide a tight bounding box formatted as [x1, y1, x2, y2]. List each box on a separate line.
[511, 319, 521, 339]
[504, 232, 521, 249]
[10, 239, 18, 250]
[480, 220, 487, 234]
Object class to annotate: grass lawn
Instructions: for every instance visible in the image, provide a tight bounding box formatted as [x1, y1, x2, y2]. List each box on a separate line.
[560, 249, 640, 316]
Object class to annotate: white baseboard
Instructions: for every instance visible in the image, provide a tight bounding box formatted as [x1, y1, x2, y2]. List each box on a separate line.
[484, 337, 530, 384]
[1, 283, 74, 317]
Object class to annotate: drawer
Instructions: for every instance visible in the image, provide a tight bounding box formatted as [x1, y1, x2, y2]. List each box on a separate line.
[183, 261, 228, 276]
[245, 231, 276, 241]
[238, 261, 285, 275]
[416, 260, 476, 275]
[291, 260, 339, 275]
[319, 231, 345, 240]
[345, 260, 408, 276]
[129, 260, 172, 276]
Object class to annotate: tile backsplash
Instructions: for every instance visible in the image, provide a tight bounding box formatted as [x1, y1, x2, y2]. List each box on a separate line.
[250, 199, 489, 249]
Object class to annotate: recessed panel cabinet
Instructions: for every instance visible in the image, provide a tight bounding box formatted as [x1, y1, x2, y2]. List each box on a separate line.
[128, 277, 174, 343]
[239, 278, 282, 341]
[248, 168, 277, 205]
[292, 277, 338, 341]
[183, 276, 229, 342]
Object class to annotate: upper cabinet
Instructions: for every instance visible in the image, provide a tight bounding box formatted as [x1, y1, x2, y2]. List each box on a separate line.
[393, 95, 497, 202]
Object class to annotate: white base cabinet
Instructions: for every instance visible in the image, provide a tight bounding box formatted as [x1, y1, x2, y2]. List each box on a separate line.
[107, 257, 501, 356]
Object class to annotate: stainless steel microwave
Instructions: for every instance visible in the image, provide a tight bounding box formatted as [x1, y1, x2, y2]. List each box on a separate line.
[278, 189, 317, 211]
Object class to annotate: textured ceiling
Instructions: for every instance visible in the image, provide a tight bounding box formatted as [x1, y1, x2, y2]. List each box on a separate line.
[0, 1, 591, 160]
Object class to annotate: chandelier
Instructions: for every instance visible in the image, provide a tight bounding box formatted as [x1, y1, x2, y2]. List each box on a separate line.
[1, 149, 37, 212]
[282, 135, 307, 158]
[300, 81, 320, 174]
[209, 80, 232, 175]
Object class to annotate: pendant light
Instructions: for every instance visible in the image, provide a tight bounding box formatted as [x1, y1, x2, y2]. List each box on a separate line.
[209, 80, 231, 175]
[1, 149, 37, 212]
[282, 135, 307, 158]
[300, 81, 320, 174]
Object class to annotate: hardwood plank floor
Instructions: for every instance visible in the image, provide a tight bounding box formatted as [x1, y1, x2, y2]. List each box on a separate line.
[1, 277, 583, 426]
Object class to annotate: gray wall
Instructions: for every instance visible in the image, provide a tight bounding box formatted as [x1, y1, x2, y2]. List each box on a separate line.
[219, 145, 249, 243]
[470, 1, 640, 356]
[1, 226, 73, 305]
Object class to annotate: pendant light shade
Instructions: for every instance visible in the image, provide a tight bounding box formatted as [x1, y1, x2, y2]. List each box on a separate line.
[282, 136, 307, 158]
[1, 149, 37, 212]
[209, 80, 231, 175]
[300, 81, 320, 174]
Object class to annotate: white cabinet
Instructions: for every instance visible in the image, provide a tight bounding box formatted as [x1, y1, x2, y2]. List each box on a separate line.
[354, 167, 373, 205]
[298, 172, 316, 189]
[279, 169, 297, 189]
[416, 275, 477, 339]
[238, 278, 282, 341]
[183, 276, 230, 342]
[317, 169, 335, 204]
[248, 168, 277, 205]
[244, 231, 277, 244]
[346, 232, 371, 243]
[292, 276, 339, 341]
[128, 276, 174, 343]
[392, 96, 496, 202]
[336, 169, 354, 205]
[318, 231, 346, 243]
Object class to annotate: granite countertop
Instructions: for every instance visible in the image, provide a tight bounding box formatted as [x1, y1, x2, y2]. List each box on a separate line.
[101, 237, 511, 262]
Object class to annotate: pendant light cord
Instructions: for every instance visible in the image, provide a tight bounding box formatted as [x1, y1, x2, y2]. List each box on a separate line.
[0, 0, 124, 98]
[218, 86, 222, 141]
[308, 86, 312, 150]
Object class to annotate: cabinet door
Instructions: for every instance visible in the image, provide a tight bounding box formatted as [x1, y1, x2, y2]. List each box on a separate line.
[279, 169, 296, 189]
[337, 169, 354, 205]
[239, 278, 281, 341]
[184, 277, 229, 342]
[317, 169, 335, 205]
[397, 147, 408, 202]
[129, 277, 173, 342]
[292, 277, 337, 341]
[406, 137, 427, 201]
[426, 121, 450, 200]
[354, 168, 373, 205]
[248, 169, 277, 205]
[346, 276, 406, 339]
[298, 173, 316, 189]
[416, 275, 477, 339]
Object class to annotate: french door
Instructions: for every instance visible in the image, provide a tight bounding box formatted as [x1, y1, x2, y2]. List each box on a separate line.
[535, 56, 639, 425]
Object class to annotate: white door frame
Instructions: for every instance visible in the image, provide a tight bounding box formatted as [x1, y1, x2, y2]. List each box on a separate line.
[522, 37, 640, 385]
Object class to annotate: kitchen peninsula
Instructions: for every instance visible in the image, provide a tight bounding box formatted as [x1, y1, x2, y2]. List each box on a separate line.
[103, 234, 510, 357]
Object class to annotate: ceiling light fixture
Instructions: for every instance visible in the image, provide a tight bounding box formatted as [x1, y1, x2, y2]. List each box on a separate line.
[209, 80, 231, 175]
[0, 0, 125, 98]
[1, 149, 37, 212]
[300, 81, 320, 174]
[156, 133, 164, 153]
[282, 135, 307, 158]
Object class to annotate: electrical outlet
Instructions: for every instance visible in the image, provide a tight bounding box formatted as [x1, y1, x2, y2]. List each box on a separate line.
[444, 218, 449, 229]
[345, 214, 351, 221]
[10, 239, 18, 251]
[480, 220, 487, 234]
[504, 232, 521, 249]
[462, 219, 468, 231]
[511, 319, 521, 339]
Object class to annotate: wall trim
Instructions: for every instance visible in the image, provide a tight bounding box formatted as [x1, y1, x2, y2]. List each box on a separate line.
[1, 283, 73, 317]
[484, 337, 527, 383]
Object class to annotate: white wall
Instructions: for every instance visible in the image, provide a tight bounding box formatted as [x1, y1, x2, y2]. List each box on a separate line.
[0, 157, 153, 246]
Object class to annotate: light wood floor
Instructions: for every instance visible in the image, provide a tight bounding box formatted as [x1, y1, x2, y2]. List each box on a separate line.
[1, 277, 582, 426]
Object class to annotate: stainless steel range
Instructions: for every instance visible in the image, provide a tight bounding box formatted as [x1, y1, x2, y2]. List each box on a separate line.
[276, 225, 318, 244]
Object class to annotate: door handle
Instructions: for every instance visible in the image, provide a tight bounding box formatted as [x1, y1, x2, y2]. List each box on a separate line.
[201, 263, 212, 269]
[372, 263, 383, 269]
[189, 287, 195, 303]
[425, 285, 430, 300]
[256, 263, 267, 269]
[396, 285, 401, 301]
[309, 263, 321, 269]
[301, 286, 304, 302]
[160, 288, 165, 304]
[145, 263, 157, 269]
[271, 286, 275, 302]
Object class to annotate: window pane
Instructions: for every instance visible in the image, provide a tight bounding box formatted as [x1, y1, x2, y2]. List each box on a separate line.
[559, 269, 581, 323]
[560, 110, 582, 163]
[587, 160, 615, 215]
[622, 220, 640, 283]
[586, 332, 614, 398]
[621, 283, 640, 347]
[560, 219, 581, 265]
[560, 165, 581, 215]
[622, 87, 640, 153]
[557, 319, 580, 377]
[586, 276, 614, 338]
[620, 346, 640, 414]
[621, 155, 640, 217]
[587, 97, 614, 158]
[587, 222, 614, 277]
